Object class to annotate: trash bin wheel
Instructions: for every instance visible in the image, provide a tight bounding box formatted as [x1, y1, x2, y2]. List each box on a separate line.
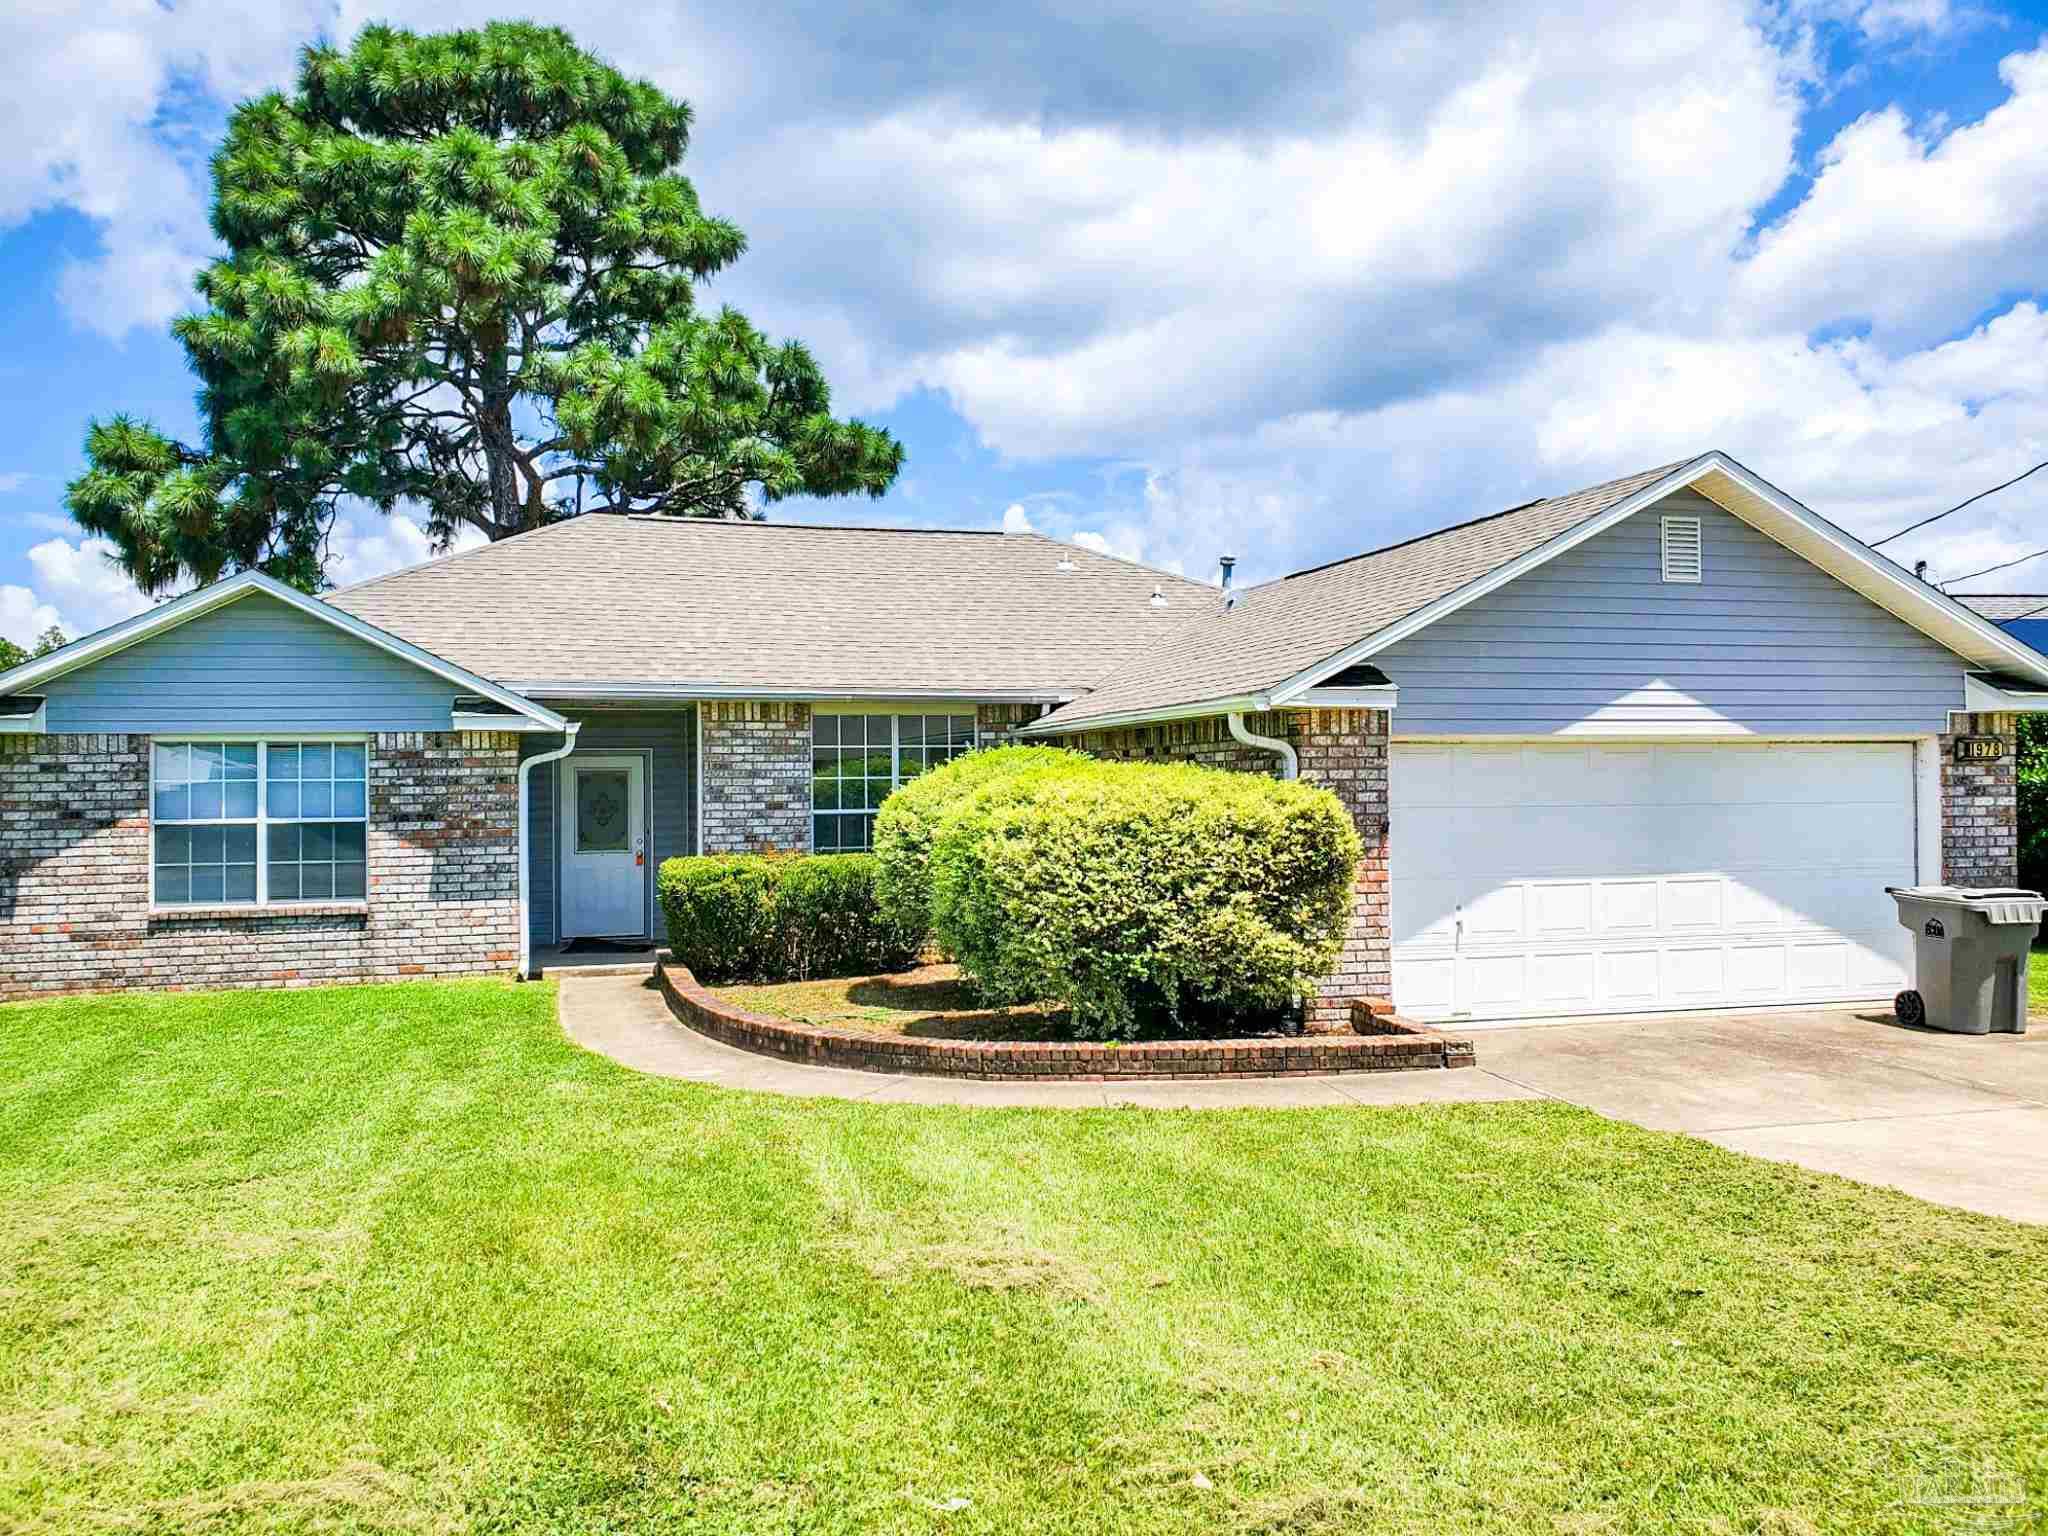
[1894, 989, 1926, 1028]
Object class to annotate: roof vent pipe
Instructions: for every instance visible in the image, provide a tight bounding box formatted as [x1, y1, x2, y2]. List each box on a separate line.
[1227, 711, 1297, 780]
[1149, 585, 1168, 608]
[1220, 555, 1237, 610]
[1914, 560, 1929, 582]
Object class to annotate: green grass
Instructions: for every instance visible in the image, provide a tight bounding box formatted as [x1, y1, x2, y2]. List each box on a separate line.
[2, 982, 2044, 1534]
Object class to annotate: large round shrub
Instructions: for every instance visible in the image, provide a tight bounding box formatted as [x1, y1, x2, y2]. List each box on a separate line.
[871, 745, 1085, 935]
[927, 756, 1361, 1040]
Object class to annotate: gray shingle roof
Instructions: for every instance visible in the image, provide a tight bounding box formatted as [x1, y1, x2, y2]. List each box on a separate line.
[1956, 595, 2048, 623]
[1029, 459, 1694, 730]
[326, 514, 1218, 696]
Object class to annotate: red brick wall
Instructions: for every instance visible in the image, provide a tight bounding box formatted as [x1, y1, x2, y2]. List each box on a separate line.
[1940, 711, 2019, 887]
[0, 731, 520, 1000]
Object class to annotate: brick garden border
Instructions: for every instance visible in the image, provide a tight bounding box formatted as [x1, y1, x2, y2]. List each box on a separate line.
[655, 959, 1474, 1081]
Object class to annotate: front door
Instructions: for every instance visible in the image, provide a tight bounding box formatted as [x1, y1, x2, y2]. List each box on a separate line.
[560, 754, 646, 938]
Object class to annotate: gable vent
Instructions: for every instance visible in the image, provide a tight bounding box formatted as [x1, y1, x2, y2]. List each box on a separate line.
[1661, 515, 1702, 583]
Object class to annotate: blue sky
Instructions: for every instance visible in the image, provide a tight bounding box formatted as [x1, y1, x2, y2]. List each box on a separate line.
[5, 0, 2048, 644]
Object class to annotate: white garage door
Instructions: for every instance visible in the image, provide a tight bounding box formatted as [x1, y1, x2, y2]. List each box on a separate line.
[1390, 741, 1917, 1023]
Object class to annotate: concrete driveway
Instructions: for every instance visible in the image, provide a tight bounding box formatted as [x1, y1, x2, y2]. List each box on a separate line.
[1477, 1007, 2048, 1224]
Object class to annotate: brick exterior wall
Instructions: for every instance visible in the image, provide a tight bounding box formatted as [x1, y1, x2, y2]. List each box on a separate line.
[1940, 711, 2019, 887]
[1043, 708, 1391, 1032]
[0, 731, 520, 1000]
[699, 701, 813, 853]
[973, 702, 1044, 746]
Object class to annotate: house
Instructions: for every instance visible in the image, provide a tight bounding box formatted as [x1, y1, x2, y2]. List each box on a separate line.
[1959, 595, 2048, 656]
[5, 449, 2046, 1026]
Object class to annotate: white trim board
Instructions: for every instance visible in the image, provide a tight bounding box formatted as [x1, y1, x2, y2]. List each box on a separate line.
[0, 570, 568, 732]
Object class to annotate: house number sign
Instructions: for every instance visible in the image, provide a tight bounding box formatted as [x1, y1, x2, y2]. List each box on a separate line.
[1952, 736, 2005, 762]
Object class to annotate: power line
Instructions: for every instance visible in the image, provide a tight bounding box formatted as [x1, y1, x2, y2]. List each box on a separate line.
[1944, 546, 2048, 588]
[1869, 459, 2048, 549]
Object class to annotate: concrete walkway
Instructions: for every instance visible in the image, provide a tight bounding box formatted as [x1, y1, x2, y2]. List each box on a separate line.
[556, 972, 1538, 1110]
[560, 974, 2048, 1221]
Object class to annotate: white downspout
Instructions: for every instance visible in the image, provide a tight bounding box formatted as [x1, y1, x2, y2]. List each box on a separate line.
[1227, 710, 1297, 780]
[518, 721, 581, 979]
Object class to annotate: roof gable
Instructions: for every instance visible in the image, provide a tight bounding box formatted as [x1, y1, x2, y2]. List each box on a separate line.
[1027, 451, 2048, 734]
[0, 571, 567, 730]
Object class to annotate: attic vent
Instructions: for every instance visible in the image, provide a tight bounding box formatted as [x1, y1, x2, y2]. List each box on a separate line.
[1661, 515, 1702, 584]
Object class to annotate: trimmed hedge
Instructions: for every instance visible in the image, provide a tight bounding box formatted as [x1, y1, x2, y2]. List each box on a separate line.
[916, 752, 1362, 1040]
[657, 852, 926, 983]
[872, 745, 1086, 936]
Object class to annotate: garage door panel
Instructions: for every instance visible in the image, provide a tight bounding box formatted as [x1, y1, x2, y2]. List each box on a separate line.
[1726, 944, 1788, 996]
[1463, 885, 1526, 941]
[1597, 880, 1660, 934]
[1725, 881, 1787, 929]
[1391, 742, 1916, 1022]
[1664, 946, 1726, 1001]
[1529, 881, 1593, 935]
[1663, 877, 1723, 930]
[1392, 954, 1456, 1013]
[1391, 874, 1463, 946]
[1457, 748, 1529, 807]
[1390, 746, 1454, 812]
[1529, 951, 1597, 1008]
[1585, 747, 1653, 806]
[1598, 949, 1662, 1006]
[1787, 941, 1850, 994]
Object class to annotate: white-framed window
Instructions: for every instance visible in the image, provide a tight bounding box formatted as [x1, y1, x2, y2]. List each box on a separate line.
[812, 712, 976, 851]
[150, 738, 369, 907]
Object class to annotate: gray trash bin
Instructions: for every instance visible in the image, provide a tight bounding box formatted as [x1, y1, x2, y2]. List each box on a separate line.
[1886, 886, 2046, 1034]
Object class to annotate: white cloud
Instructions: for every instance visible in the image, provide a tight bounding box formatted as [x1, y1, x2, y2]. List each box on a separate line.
[0, 585, 64, 649]
[0, 504, 479, 645]
[17, 535, 153, 639]
[1735, 39, 2048, 344]
[1099, 301, 2048, 586]
[0, 0, 319, 337]
[325, 508, 487, 590]
[999, 502, 1035, 533]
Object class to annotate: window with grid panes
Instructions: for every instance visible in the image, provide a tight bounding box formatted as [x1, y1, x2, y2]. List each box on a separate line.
[150, 740, 368, 906]
[811, 713, 976, 850]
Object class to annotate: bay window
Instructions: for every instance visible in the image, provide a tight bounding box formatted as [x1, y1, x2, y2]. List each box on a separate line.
[151, 739, 368, 907]
[812, 712, 975, 850]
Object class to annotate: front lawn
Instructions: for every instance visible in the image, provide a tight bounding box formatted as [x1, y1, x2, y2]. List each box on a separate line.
[3, 982, 2044, 1533]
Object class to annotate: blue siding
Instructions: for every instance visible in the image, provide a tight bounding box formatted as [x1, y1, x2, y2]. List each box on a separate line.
[1375, 491, 1969, 736]
[40, 593, 461, 733]
[524, 706, 697, 947]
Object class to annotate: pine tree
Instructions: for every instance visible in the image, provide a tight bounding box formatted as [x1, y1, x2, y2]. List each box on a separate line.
[65, 22, 902, 593]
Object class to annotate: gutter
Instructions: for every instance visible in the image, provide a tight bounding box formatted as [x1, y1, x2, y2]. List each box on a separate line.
[1018, 693, 1273, 737]
[1227, 711, 1298, 779]
[518, 721, 582, 979]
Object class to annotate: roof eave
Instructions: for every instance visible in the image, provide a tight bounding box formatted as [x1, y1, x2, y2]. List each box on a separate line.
[515, 683, 1079, 704]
